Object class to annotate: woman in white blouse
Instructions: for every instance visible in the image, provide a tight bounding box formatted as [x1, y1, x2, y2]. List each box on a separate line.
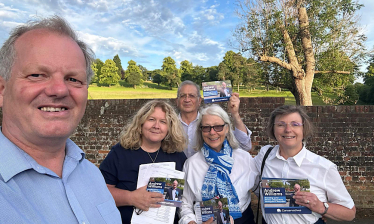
[179, 104, 258, 224]
[255, 105, 356, 224]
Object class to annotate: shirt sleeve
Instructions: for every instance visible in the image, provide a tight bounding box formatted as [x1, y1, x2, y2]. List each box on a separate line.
[233, 127, 252, 152]
[179, 161, 197, 224]
[324, 164, 355, 209]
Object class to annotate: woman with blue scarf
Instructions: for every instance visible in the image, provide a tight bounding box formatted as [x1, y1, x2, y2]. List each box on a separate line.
[179, 104, 258, 224]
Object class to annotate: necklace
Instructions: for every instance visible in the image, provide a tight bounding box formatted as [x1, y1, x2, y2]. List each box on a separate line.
[147, 148, 160, 163]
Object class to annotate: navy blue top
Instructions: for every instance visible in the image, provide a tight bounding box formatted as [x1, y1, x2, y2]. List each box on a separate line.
[100, 143, 187, 224]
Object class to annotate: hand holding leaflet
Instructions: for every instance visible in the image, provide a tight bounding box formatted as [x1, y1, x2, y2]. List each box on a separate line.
[131, 162, 185, 224]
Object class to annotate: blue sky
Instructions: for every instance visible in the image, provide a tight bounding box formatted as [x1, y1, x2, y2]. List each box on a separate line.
[1, 0, 373, 77]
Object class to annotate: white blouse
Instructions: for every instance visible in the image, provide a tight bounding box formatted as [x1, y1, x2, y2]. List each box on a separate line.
[179, 148, 258, 224]
[255, 145, 355, 224]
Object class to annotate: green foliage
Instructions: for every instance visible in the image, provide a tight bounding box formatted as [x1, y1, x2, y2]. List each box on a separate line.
[94, 59, 104, 79]
[336, 85, 359, 105]
[235, 0, 367, 104]
[113, 54, 124, 79]
[162, 56, 180, 89]
[152, 70, 164, 86]
[124, 60, 143, 88]
[138, 65, 149, 80]
[90, 62, 98, 84]
[98, 59, 120, 86]
[268, 180, 285, 188]
[206, 66, 219, 81]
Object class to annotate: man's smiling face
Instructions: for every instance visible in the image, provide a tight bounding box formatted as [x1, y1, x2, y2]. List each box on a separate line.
[0, 29, 88, 145]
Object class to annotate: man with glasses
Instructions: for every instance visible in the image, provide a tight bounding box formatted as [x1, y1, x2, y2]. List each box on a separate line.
[176, 80, 252, 158]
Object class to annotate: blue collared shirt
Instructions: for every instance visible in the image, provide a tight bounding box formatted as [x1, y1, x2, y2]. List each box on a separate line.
[0, 130, 121, 224]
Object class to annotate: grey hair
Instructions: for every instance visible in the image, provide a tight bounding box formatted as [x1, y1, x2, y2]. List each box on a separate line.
[0, 15, 95, 84]
[177, 80, 201, 98]
[194, 104, 239, 151]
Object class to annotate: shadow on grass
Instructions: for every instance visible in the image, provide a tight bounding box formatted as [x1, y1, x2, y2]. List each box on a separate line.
[143, 82, 171, 90]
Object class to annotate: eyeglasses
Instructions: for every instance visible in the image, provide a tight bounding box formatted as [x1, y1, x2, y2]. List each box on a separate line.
[134, 207, 143, 215]
[274, 121, 303, 129]
[179, 93, 198, 100]
[200, 124, 226, 132]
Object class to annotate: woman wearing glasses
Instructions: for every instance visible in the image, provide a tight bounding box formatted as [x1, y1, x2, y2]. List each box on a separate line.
[255, 105, 355, 224]
[179, 104, 258, 224]
[99, 100, 187, 224]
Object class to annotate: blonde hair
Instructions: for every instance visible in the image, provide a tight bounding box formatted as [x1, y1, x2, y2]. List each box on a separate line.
[120, 100, 186, 153]
[194, 104, 239, 150]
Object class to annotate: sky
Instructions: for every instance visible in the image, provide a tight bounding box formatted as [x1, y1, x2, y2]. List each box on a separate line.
[1, 0, 373, 78]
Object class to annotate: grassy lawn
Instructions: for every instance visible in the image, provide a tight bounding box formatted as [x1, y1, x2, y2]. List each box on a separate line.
[88, 82, 329, 105]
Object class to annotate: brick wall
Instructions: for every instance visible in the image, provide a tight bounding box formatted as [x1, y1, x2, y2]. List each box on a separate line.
[70, 98, 374, 209]
[1, 98, 373, 211]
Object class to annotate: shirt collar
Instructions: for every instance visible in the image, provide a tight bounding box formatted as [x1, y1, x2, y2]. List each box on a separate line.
[271, 144, 307, 167]
[0, 129, 85, 182]
[178, 111, 200, 126]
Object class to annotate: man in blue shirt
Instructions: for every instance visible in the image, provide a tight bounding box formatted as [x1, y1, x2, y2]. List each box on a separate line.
[0, 16, 121, 224]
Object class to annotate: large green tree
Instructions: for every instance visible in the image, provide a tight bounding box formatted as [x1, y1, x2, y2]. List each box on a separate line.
[113, 54, 124, 79]
[218, 51, 252, 92]
[162, 56, 180, 89]
[99, 59, 120, 86]
[125, 60, 143, 88]
[235, 0, 366, 105]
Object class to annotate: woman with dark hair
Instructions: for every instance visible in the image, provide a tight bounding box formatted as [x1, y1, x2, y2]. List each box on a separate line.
[100, 100, 187, 224]
[179, 104, 258, 224]
[256, 105, 355, 224]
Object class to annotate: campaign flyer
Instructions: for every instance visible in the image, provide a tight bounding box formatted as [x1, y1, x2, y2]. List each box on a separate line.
[202, 80, 232, 103]
[261, 178, 312, 214]
[194, 198, 230, 224]
[147, 177, 184, 207]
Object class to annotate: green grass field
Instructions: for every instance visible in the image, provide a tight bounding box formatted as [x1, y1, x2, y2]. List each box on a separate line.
[88, 81, 329, 105]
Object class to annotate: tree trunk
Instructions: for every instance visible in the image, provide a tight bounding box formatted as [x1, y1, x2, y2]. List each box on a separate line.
[298, 6, 315, 106]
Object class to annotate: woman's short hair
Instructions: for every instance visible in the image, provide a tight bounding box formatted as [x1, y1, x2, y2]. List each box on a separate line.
[266, 105, 314, 140]
[195, 104, 239, 150]
[120, 100, 186, 153]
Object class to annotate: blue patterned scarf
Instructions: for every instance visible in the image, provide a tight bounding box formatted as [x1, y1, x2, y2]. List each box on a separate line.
[201, 139, 242, 219]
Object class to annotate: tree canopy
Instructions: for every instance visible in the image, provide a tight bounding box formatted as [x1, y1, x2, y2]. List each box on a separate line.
[234, 0, 367, 105]
[125, 60, 143, 88]
[99, 59, 120, 86]
[113, 54, 124, 79]
[162, 56, 181, 89]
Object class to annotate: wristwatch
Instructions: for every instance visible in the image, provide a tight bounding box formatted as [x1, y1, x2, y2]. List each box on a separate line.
[321, 202, 329, 215]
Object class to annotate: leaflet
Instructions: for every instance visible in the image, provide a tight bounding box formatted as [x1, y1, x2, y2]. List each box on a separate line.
[194, 198, 230, 224]
[131, 163, 185, 224]
[261, 178, 312, 214]
[202, 80, 232, 103]
[147, 177, 185, 207]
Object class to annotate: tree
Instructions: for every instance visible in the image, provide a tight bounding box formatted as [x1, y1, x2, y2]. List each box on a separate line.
[138, 65, 149, 80]
[218, 51, 252, 92]
[235, 0, 366, 105]
[191, 65, 206, 85]
[125, 60, 143, 88]
[152, 71, 164, 85]
[180, 60, 193, 81]
[206, 66, 219, 82]
[99, 59, 120, 86]
[162, 56, 180, 89]
[90, 62, 98, 84]
[94, 59, 104, 80]
[113, 54, 124, 79]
